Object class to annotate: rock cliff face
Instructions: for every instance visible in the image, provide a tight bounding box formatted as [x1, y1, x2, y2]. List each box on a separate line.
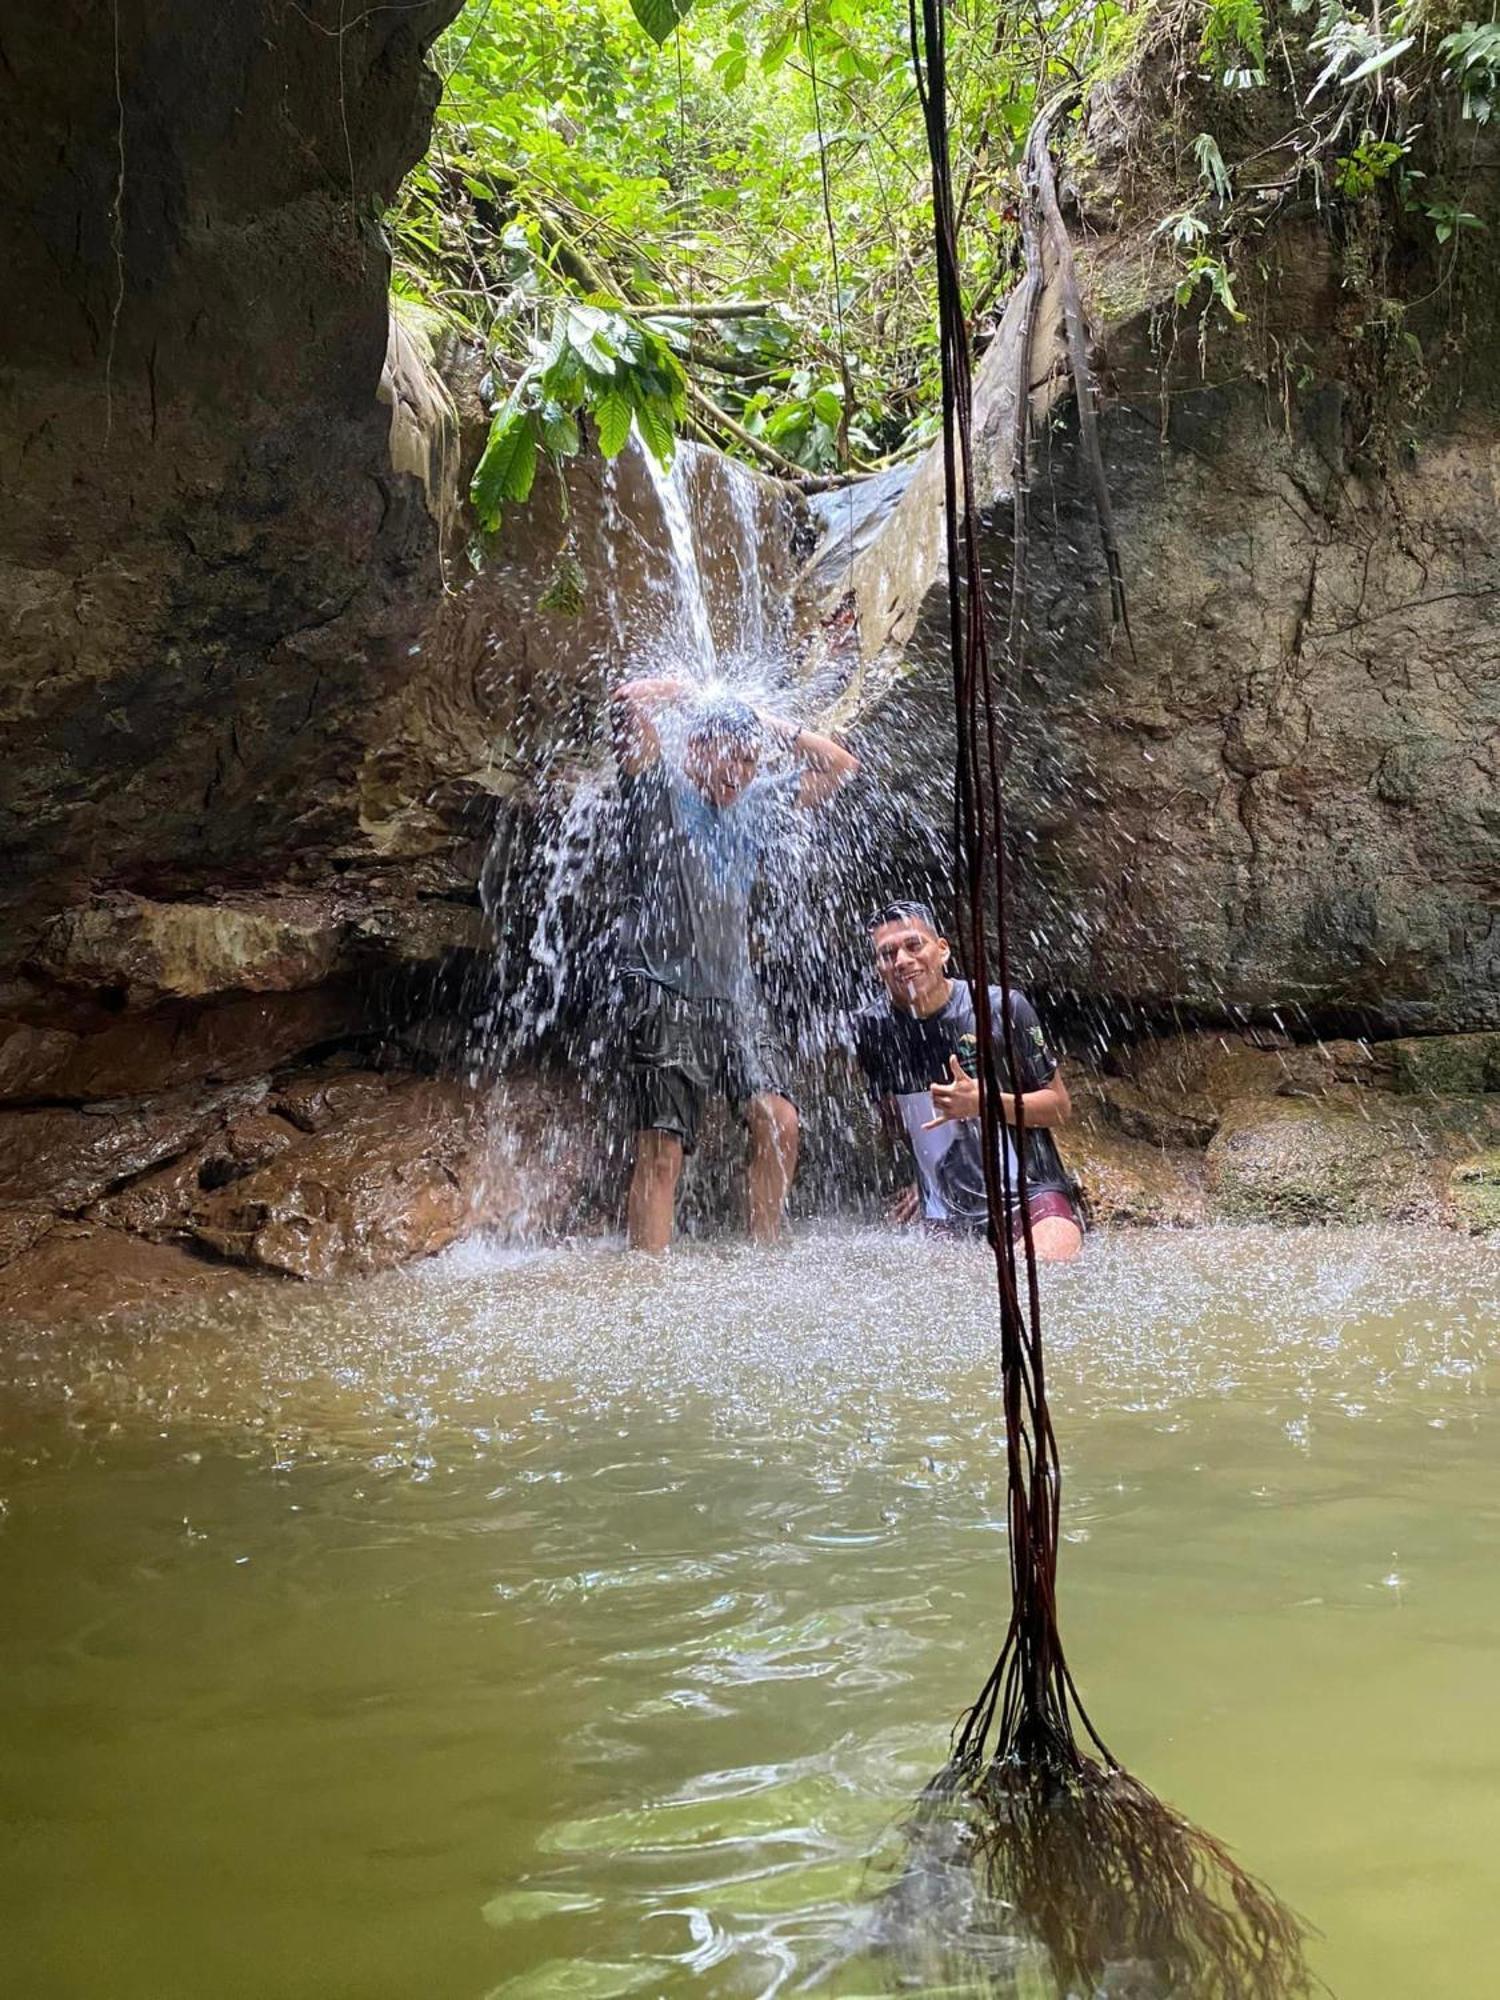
[824, 66, 1499, 1035]
[0, 3, 799, 1306]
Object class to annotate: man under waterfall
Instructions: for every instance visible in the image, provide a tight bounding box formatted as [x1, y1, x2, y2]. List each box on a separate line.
[611, 678, 859, 1252]
[853, 901, 1084, 1261]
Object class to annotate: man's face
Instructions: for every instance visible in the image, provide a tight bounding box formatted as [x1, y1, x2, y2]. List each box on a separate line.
[871, 917, 949, 1012]
[685, 736, 759, 807]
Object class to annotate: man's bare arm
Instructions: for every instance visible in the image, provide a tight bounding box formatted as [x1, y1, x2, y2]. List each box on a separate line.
[759, 712, 859, 807]
[610, 677, 687, 774]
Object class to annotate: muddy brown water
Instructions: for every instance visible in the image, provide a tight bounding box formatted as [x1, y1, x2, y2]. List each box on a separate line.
[2, 1224, 1497, 1997]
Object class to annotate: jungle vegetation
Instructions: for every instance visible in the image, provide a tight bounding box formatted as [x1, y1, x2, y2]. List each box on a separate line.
[385, 0, 1500, 524]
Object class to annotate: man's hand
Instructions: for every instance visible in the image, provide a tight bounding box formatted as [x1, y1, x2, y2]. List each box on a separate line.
[887, 1183, 920, 1225]
[923, 1054, 979, 1130]
[754, 711, 858, 809]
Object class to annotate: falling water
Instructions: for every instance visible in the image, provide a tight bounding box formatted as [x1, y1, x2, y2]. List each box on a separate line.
[470, 433, 952, 1236]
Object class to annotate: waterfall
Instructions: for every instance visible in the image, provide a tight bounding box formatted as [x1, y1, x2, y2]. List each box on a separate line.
[469, 432, 948, 1235]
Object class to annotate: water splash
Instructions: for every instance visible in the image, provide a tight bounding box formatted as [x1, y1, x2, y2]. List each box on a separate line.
[470, 436, 954, 1236]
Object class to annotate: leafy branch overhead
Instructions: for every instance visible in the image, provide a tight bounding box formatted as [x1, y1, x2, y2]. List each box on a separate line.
[470, 303, 686, 532]
[394, 0, 1498, 525]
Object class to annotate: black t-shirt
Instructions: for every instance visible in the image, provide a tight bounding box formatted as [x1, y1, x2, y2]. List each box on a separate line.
[852, 981, 1072, 1222]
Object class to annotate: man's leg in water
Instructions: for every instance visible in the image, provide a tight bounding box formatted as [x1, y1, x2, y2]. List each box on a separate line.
[626, 1129, 685, 1253]
[745, 1092, 799, 1244]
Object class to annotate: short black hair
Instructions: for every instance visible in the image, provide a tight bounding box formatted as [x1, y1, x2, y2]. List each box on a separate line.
[867, 899, 941, 936]
[686, 696, 761, 754]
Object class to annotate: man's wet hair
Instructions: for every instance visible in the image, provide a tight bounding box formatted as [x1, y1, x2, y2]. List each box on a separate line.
[686, 696, 762, 755]
[867, 899, 942, 937]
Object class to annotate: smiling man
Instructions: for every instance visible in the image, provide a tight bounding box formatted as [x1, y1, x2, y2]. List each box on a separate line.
[611, 676, 858, 1252]
[851, 900, 1083, 1261]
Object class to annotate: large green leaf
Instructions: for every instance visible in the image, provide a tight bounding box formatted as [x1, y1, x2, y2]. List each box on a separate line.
[471, 409, 539, 529]
[594, 386, 634, 458]
[631, 389, 675, 467]
[628, 0, 696, 46]
[538, 400, 582, 456]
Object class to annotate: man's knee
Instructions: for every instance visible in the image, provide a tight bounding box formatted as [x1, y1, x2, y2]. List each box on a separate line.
[633, 1129, 685, 1182]
[747, 1093, 799, 1156]
[1028, 1216, 1083, 1263]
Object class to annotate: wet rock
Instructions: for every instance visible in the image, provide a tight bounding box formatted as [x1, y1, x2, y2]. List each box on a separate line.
[1450, 1153, 1500, 1234]
[1270, 1039, 1389, 1096]
[1066, 1118, 1206, 1228]
[0, 985, 370, 1104]
[3, 0, 462, 957]
[1205, 1098, 1445, 1225]
[1389, 1033, 1500, 1098]
[824, 54, 1500, 1034]
[0, 1207, 56, 1268]
[88, 1112, 302, 1239]
[37, 895, 345, 1004]
[2, 1224, 251, 1325]
[190, 1078, 496, 1280]
[1083, 1076, 1219, 1152]
[0, 1084, 267, 1212]
[271, 1071, 394, 1135]
[0, 1020, 78, 1097]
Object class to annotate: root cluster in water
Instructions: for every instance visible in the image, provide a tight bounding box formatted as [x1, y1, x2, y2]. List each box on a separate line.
[897, 1750, 1313, 1999]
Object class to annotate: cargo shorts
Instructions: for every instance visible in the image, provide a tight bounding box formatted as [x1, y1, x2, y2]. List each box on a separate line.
[624, 979, 792, 1155]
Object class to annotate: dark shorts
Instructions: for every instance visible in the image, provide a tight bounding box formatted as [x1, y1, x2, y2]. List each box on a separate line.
[625, 982, 792, 1155]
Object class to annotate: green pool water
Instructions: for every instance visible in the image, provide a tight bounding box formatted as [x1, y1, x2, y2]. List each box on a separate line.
[2, 1225, 1497, 1997]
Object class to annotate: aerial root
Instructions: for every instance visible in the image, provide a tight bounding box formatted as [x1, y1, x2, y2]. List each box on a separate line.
[892, 1751, 1315, 1999]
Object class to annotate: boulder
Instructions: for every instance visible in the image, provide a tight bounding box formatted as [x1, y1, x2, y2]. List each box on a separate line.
[1388, 1033, 1500, 1099]
[1205, 1097, 1445, 1225]
[188, 1076, 587, 1280]
[0, 1082, 268, 1212]
[1066, 1118, 1206, 1229]
[87, 1111, 302, 1238]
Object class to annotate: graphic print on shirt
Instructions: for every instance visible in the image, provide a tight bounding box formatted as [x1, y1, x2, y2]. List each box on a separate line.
[852, 981, 1072, 1226]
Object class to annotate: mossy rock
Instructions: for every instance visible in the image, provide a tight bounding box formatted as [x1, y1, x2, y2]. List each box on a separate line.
[1206, 1096, 1441, 1225]
[1450, 1153, 1500, 1234]
[1389, 1032, 1500, 1098]
[1067, 1117, 1206, 1228]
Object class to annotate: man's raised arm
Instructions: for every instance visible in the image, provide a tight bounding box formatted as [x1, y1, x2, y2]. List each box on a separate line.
[610, 677, 686, 774]
[758, 711, 859, 808]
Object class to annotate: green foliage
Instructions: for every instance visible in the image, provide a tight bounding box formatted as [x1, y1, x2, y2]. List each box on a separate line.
[1307, 14, 1415, 100]
[1200, 0, 1266, 88]
[1334, 137, 1405, 197]
[628, 0, 697, 45]
[1421, 198, 1486, 244]
[1192, 131, 1232, 202]
[390, 0, 1495, 516]
[393, 0, 1137, 490]
[1439, 21, 1500, 122]
[470, 303, 686, 532]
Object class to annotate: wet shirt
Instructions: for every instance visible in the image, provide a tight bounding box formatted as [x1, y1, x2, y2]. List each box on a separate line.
[852, 982, 1072, 1223]
[618, 762, 798, 1004]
